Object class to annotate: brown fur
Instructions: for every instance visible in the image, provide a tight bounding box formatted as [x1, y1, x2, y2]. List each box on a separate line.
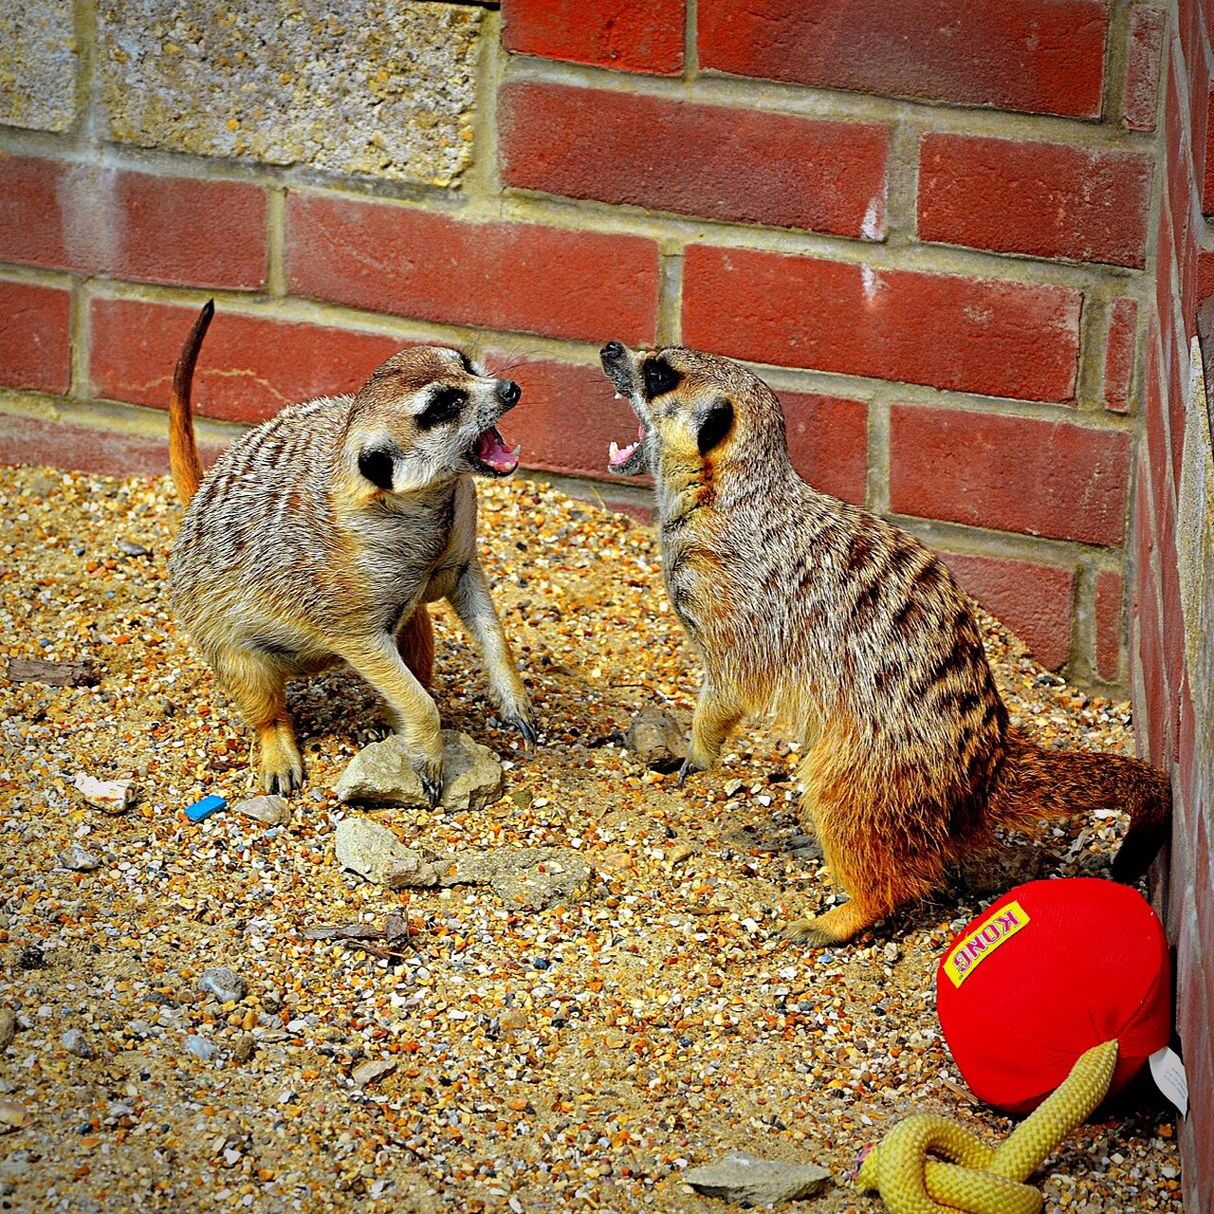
[167, 303, 532, 799]
[601, 342, 1171, 945]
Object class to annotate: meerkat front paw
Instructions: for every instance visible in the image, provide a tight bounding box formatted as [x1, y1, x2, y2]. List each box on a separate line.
[256, 725, 304, 796]
[414, 757, 443, 808]
[779, 917, 838, 948]
[504, 712, 537, 745]
[677, 758, 705, 787]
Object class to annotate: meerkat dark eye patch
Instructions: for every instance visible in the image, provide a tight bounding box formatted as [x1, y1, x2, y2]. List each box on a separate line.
[456, 350, 477, 376]
[642, 357, 682, 399]
[696, 397, 734, 456]
[358, 447, 397, 491]
[417, 386, 466, 429]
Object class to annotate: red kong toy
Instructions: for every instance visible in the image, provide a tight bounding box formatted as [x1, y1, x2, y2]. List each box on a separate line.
[936, 877, 1173, 1115]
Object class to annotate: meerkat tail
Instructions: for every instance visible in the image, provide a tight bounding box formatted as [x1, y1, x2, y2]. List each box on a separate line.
[987, 728, 1172, 880]
[169, 299, 215, 506]
[397, 607, 435, 690]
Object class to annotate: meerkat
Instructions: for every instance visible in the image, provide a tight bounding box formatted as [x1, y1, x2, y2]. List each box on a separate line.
[166, 301, 534, 803]
[600, 341, 1171, 946]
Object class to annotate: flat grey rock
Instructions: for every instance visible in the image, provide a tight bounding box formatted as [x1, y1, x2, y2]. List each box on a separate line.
[233, 795, 290, 826]
[183, 1034, 217, 1062]
[351, 1059, 397, 1088]
[625, 707, 687, 773]
[334, 818, 438, 888]
[335, 730, 504, 811]
[59, 844, 99, 872]
[684, 1151, 831, 1205]
[60, 1029, 92, 1058]
[433, 847, 592, 911]
[0, 1010, 15, 1053]
[197, 967, 247, 1005]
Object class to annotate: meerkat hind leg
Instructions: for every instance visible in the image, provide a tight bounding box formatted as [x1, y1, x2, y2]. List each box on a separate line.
[219, 650, 304, 796]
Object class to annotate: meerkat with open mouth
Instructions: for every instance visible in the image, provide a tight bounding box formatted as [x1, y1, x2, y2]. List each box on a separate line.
[600, 340, 1170, 946]
[166, 301, 534, 803]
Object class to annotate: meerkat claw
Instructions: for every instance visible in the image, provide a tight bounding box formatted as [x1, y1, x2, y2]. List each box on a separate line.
[507, 715, 538, 746]
[416, 766, 443, 808]
[779, 918, 838, 947]
[677, 758, 703, 788]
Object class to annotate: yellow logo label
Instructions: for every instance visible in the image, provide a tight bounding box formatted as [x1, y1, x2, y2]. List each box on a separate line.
[943, 900, 1031, 988]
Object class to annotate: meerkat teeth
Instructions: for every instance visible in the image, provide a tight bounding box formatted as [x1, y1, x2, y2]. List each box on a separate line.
[614, 393, 622, 400]
[609, 440, 620, 462]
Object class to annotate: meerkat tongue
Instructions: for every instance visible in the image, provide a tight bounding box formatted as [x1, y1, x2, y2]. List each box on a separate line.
[608, 423, 645, 468]
[474, 426, 520, 474]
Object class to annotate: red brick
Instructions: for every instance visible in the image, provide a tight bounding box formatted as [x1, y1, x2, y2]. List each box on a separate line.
[1105, 298, 1139, 412]
[918, 135, 1152, 268]
[697, 0, 1107, 118]
[782, 393, 868, 505]
[486, 353, 627, 482]
[287, 194, 658, 346]
[1095, 569, 1124, 681]
[0, 411, 224, 477]
[940, 551, 1075, 670]
[500, 82, 887, 237]
[888, 406, 1131, 546]
[0, 280, 71, 395]
[0, 154, 266, 289]
[1200, 249, 1214, 303]
[89, 298, 404, 425]
[1124, 7, 1166, 131]
[502, 0, 684, 75]
[682, 246, 1081, 402]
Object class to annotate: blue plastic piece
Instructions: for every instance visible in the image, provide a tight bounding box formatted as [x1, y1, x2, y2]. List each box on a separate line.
[185, 794, 227, 822]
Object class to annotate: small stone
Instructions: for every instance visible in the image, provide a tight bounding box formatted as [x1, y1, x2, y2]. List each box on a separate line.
[230, 1034, 255, 1064]
[625, 706, 687, 773]
[334, 817, 437, 888]
[17, 945, 44, 971]
[59, 844, 99, 872]
[351, 1058, 396, 1087]
[60, 1029, 92, 1058]
[0, 1101, 31, 1133]
[73, 774, 136, 815]
[232, 795, 290, 826]
[335, 730, 504, 810]
[498, 1008, 529, 1034]
[883, 942, 901, 965]
[0, 1010, 15, 1052]
[198, 967, 247, 1004]
[117, 539, 150, 557]
[684, 1151, 831, 1204]
[669, 842, 697, 866]
[184, 1035, 217, 1062]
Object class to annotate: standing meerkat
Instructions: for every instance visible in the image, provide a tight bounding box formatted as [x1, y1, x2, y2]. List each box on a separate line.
[600, 341, 1171, 946]
[167, 302, 534, 802]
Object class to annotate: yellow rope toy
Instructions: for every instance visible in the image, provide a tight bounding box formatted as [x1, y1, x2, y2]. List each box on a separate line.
[857, 1039, 1118, 1214]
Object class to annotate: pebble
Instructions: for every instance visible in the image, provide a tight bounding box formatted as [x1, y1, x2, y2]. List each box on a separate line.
[351, 1059, 396, 1088]
[116, 539, 150, 557]
[624, 706, 687, 773]
[683, 1151, 832, 1204]
[60, 1029, 92, 1058]
[230, 1034, 255, 1065]
[17, 946, 45, 971]
[0, 1010, 15, 1052]
[335, 729, 505, 811]
[334, 817, 437, 888]
[233, 794, 290, 826]
[183, 1035, 217, 1062]
[59, 844, 100, 872]
[0, 1102, 31, 1133]
[73, 774, 136, 814]
[197, 967, 248, 1004]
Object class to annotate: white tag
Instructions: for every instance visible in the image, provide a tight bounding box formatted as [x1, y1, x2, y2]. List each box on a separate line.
[1149, 1046, 1189, 1117]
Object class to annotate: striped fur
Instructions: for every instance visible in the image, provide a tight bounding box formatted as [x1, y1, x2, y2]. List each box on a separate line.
[167, 303, 532, 800]
[601, 343, 1171, 946]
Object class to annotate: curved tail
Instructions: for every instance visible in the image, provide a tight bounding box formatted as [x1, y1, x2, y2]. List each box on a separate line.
[169, 300, 215, 505]
[987, 729, 1172, 881]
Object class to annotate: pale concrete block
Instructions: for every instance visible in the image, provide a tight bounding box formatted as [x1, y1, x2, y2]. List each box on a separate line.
[0, 1, 76, 132]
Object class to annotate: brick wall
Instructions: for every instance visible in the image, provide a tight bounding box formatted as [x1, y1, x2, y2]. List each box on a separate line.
[1138, 2, 1214, 1209]
[0, 0, 1165, 690]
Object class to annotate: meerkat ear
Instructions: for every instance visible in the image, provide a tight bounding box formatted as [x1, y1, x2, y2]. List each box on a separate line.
[357, 446, 397, 492]
[696, 397, 734, 456]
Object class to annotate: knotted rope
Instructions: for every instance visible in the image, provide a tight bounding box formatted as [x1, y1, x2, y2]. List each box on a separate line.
[857, 1039, 1118, 1214]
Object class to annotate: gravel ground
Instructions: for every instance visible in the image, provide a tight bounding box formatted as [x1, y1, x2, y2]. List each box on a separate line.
[0, 465, 1184, 1213]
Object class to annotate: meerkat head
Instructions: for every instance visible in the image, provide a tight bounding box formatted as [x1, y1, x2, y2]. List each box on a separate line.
[345, 346, 522, 495]
[599, 342, 785, 478]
